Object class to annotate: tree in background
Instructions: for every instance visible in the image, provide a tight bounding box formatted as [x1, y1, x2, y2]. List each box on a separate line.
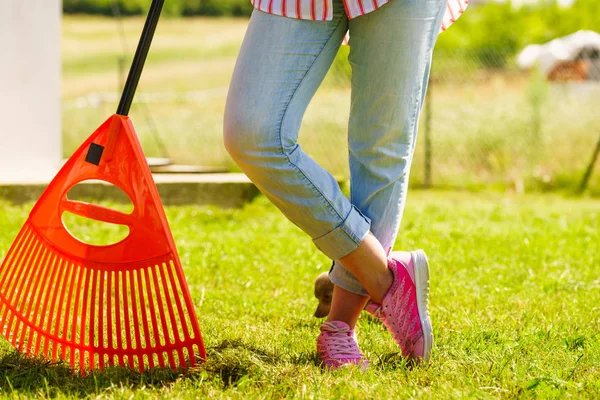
[63, 0, 253, 17]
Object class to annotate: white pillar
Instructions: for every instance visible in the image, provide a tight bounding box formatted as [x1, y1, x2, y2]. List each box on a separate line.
[0, 0, 61, 182]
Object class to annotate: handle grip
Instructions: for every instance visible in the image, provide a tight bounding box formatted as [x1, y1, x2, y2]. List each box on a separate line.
[61, 200, 135, 227]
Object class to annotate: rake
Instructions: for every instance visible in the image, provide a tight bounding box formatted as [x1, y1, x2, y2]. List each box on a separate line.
[0, 0, 206, 372]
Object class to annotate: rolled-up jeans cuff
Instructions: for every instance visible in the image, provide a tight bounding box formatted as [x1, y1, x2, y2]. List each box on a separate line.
[329, 261, 369, 296]
[312, 205, 371, 261]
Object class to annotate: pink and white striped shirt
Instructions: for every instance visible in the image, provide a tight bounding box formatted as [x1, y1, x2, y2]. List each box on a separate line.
[251, 0, 468, 32]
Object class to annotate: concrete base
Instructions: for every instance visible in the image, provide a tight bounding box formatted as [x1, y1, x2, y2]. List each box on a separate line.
[0, 173, 261, 209]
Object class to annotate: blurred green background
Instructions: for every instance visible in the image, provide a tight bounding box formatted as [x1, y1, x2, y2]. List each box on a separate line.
[63, 0, 600, 53]
[61, 0, 600, 194]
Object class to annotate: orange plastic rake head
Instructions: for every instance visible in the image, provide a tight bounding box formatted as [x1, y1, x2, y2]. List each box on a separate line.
[0, 0, 206, 372]
[0, 115, 206, 372]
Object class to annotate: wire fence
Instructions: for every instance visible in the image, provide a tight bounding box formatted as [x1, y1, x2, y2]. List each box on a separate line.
[62, 47, 600, 194]
[415, 49, 600, 193]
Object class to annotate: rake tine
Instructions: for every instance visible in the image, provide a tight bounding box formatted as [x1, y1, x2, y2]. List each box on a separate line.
[106, 271, 114, 357]
[164, 261, 191, 339]
[60, 262, 78, 361]
[39, 254, 63, 356]
[79, 266, 92, 369]
[0, 226, 30, 286]
[142, 268, 161, 361]
[157, 262, 181, 343]
[12, 245, 48, 351]
[88, 268, 99, 370]
[26, 249, 55, 324]
[1, 229, 35, 306]
[113, 271, 124, 368]
[98, 270, 106, 370]
[127, 270, 143, 353]
[69, 265, 86, 368]
[5, 238, 42, 346]
[149, 265, 176, 369]
[23, 248, 53, 353]
[157, 263, 188, 368]
[11, 245, 47, 352]
[172, 258, 205, 354]
[49, 258, 71, 360]
[135, 268, 153, 369]
[120, 271, 133, 363]
[17, 247, 48, 315]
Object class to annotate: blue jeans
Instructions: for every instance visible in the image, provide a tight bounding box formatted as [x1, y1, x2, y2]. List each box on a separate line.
[223, 0, 446, 296]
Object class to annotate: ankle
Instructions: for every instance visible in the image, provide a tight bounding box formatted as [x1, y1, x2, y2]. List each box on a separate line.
[326, 316, 355, 329]
[327, 285, 369, 328]
[370, 268, 393, 304]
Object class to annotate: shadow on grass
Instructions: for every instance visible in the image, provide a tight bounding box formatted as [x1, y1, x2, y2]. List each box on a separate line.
[204, 338, 279, 387]
[0, 339, 414, 395]
[0, 339, 316, 395]
[372, 351, 418, 371]
[0, 351, 183, 397]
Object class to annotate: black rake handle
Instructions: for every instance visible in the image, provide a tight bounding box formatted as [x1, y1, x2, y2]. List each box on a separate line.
[116, 0, 165, 116]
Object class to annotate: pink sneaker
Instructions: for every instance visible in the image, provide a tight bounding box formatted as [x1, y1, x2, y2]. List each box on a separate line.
[316, 321, 369, 370]
[367, 250, 433, 362]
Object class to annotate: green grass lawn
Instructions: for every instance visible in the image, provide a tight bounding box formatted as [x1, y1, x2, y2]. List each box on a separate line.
[0, 191, 598, 398]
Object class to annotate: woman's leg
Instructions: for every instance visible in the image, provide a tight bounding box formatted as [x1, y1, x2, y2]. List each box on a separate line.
[327, 286, 369, 327]
[328, 0, 447, 299]
[224, 5, 371, 266]
[225, 4, 376, 333]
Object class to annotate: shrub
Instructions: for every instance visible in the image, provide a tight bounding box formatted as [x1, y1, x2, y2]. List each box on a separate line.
[63, 0, 253, 17]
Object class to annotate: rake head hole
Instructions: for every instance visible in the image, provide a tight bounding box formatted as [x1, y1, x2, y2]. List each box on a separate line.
[62, 181, 135, 246]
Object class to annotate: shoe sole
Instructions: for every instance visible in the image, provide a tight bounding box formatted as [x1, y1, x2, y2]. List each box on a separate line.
[411, 249, 433, 362]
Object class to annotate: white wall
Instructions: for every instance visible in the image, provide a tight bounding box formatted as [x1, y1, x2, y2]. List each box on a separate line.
[0, 0, 61, 180]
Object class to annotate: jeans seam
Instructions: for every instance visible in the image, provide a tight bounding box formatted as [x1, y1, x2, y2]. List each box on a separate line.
[277, 16, 349, 231]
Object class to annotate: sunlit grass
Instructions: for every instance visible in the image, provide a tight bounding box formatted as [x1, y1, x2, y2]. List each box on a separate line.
[0, 191, 598, 398]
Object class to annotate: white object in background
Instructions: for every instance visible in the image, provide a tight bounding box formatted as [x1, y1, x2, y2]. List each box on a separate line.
[0, 0, 62, 182]
[517, 30, 600, 76]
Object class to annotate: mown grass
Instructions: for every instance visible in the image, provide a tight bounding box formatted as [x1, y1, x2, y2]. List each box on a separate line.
[61, 16, 600, 194]
[0, 191, 598, 398]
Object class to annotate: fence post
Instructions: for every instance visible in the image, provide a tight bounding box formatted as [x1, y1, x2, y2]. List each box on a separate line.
[423, 79, 433, 188]
[578, 134, 600, 194]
